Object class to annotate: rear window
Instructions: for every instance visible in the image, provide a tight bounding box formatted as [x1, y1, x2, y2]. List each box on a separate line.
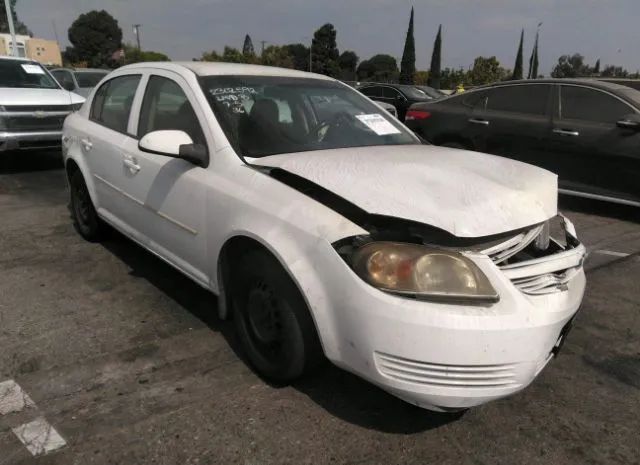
[75, 71, 108, 88]
[486, 85, 550, 116]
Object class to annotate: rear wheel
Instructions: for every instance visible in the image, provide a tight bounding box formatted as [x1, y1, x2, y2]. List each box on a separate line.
[69, 170, 106, 241]
[232, 250, 323, 383]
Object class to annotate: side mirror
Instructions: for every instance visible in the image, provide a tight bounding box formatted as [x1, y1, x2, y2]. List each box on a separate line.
[62, 81, 75, 91]
[616, 113, 640, 131]
[138, 130, 208, 166]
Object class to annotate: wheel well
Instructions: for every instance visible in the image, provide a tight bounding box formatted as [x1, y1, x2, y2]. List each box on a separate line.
[65, 159, 80, 182]
[217, 236, 280, 320]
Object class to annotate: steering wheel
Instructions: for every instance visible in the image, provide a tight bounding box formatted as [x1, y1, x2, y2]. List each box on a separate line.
[311, 111, 353, 142]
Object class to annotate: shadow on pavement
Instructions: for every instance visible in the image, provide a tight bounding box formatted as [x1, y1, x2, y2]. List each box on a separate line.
[99, 229, 461, 434]
[0, 150, 64, 174]
[559, 195, 639, 223]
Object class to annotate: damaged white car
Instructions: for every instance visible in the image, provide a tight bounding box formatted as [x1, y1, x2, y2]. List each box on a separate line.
[62, 62, 586, 411]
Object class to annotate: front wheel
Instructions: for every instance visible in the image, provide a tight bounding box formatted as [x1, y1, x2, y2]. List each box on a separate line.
[69, 170, 106, 241]
[232, 250, 323, 383]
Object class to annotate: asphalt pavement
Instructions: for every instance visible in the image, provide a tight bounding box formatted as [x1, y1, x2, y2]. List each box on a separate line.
[0, 150, 639, 465]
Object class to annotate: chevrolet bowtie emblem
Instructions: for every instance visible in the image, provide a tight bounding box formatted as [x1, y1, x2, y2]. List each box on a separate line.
[33, 111, 46, 118]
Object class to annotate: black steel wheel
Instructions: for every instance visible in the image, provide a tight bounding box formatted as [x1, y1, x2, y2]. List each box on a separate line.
[69, 170, 105, 241]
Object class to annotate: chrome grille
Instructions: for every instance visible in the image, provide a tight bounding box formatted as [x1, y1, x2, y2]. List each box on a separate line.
[5, 115, 66, 131]
[375, 352, 519, 388]
[482, 216, 584, 296]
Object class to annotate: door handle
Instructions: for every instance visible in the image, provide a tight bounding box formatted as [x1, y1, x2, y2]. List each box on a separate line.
[553, 128, 579, 137]
[80, 137, 93, 150]
[468, 118, 490, 126]
[123, 158, 141, 173]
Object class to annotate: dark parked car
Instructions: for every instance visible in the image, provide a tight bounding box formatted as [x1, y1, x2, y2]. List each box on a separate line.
[357, 83, 442, 120]
[405, 79, 640, 207]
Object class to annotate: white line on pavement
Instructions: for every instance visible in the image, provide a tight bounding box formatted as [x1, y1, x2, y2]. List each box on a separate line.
[12, 417, 67, 456]
[0, 379, 35, 415]
[594, 250, 630, 258]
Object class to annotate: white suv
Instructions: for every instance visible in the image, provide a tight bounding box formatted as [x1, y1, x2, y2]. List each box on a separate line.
[0, 56, 84, 152]
[62, 62, 586, 412]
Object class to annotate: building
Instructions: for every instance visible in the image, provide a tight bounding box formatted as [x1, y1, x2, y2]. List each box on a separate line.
[0, 33, 62, 66]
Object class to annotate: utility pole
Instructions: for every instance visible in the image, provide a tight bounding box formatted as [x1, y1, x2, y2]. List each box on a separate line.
[309, 40, 312, 72]
[51, 19, 60, 45]
[260, 40, 268, 56]
[4, 0, 18, 57]
[133, 24, 142, 50]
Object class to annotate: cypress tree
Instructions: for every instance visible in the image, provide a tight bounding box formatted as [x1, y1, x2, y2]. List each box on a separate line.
[512, 29, 524, 80]
[527, 30, 539, 79]
[594, 59, 601, 74]
[242, 34, 255, 57]
[399, 7, 416, 84]
[428, 24, 442, 89]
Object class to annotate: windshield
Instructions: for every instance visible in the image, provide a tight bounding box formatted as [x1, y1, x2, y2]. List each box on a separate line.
[200, 75, 419, 158]
[415, 86, 444, 99]
[0, 60, 59, 89]
[75, 71, 108, 88]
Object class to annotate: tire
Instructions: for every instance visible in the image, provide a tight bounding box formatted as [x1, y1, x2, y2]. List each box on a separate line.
[232, 250, 323, 383]
[440, 142, 467, 150]
[69, 169, 106, 241]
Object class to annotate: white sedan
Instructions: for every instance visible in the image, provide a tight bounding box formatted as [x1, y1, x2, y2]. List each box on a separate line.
[62, 62, 586, 412]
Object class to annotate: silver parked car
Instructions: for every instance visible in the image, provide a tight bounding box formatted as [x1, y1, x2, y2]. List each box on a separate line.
[50, 68, 110, 97]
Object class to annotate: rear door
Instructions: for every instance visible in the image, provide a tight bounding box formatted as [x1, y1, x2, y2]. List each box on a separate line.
[83, 73, 142, 221]
[117, 71, 211, 285]
[549, 84, 639, 201]
[467, 84, 553, 166]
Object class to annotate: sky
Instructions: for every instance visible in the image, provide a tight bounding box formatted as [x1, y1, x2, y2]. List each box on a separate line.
[16, 0, 640, 75]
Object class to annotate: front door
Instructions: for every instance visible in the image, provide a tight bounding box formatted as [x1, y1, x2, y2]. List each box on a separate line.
[549, 84, 639, 201]
[466, 84, 553, 168]
[117, 71, 211, 285]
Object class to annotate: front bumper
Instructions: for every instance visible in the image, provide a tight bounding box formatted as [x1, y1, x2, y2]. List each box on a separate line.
[317, 241, 586, 411]
[0, 130, 63, 151]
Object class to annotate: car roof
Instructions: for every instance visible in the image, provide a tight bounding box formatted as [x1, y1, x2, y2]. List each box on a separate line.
[119, 61, 335, 81]
[481, 78, 631, 92]
[51, 67, 109, 72]
[0, 56, 39, 63]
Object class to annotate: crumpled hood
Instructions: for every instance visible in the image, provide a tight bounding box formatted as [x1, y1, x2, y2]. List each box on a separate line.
[0, 88, 84, 106]
[251, 145, 558, 238]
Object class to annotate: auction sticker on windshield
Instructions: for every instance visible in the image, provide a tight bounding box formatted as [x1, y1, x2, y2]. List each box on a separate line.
[21, 64, 44, 74]
[355, 113, 401, 136]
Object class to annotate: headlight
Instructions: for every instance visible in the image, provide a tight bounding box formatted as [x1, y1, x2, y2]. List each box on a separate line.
[352, 242, 499, 303]
[71, 102, 83, 112]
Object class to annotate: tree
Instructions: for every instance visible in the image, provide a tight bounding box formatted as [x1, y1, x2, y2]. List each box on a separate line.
[527, 29, 539, 79]
[414, 70, 429, 85]
[511, 29, 524, 80]
[261, 45, 294, 69]
[283, 43, 310, 71]
[338, 50, 359, 81]
[67, 10, 123, 68]
[221, 46, 245, 63]
[242, 34, 255, 57]
[593, 59, 601, 75]
[428, 25, 442, 89]
[200, 50, 221, 62]
[0, 0, 31, 35]
[311, 23, 340, 77]
[551, 54, 591, 78]
[468, 56, 508, 85]
[399, 7, 416, 85]
[439, 67, 468, 90]
[357, 54, 398, 82]
[122, 43, 169, 64]
[601, 65, 629, 78]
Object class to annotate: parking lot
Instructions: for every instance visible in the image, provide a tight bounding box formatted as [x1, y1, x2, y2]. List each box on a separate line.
[0, 150, 639, 465]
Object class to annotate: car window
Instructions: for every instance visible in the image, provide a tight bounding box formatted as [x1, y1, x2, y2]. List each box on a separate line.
[560, 86, 632, 123]
[138, 75, 206, 145]
[461, 90, 488, 108]
[201, 75, 419, 158]
[90, 74, 141, 134]
[486, 85, 550, 115]
[52, 70, 74, 88]
[75, 72, 108, 88]
[360, 86, 382, 98]
[383, 87, 401, 99]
